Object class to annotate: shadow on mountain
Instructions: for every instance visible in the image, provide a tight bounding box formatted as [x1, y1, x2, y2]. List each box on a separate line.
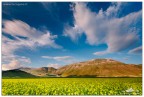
[2, 69, 36, 78]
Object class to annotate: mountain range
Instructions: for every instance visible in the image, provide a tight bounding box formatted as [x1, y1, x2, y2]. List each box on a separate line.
[2, 59, 142, 78]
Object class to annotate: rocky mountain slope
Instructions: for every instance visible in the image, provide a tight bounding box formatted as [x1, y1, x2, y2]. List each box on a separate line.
[53, 59, 142, 77]
[2, 59, 142, 78]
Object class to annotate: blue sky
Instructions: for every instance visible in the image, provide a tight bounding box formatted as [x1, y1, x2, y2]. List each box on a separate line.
[2, 2, 142, 70]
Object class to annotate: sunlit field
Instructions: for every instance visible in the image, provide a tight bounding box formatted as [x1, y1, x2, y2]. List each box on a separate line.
[2, 78, 142, 95]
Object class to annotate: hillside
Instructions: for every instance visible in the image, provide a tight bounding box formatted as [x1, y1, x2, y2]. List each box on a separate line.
[2, 59, 142, 78]
[2, 69, 36, 78]
[53, 59, 142, 77]
[19, 67, 57, 77]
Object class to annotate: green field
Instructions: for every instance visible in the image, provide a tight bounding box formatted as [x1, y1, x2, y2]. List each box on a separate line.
[2, 78, 142, 95]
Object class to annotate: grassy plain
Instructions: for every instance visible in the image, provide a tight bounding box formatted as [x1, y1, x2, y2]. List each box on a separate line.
[2, 78, 142, 95]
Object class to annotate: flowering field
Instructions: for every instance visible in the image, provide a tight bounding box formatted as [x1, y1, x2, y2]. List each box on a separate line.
[2, 78, 142, 95]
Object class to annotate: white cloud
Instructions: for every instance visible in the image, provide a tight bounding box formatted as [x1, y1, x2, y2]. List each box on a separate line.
[2, 55, 31, 71]
[54, 56, 72, 61]
[42, 56, 72, 61]
[128, 46, 142, 54]
[2, 55, 31, 64]
[42, 55, 78, 64]
[2, 20, 62, 51]
[64, 24, 83, 42]
[2, 20, 62, 70]
[47, 63, 61, 69]
[41, 56, 53, 59]
[93, 51, 108, 56]
[2, 60, 22, 71]
[64, 3, 142, 55]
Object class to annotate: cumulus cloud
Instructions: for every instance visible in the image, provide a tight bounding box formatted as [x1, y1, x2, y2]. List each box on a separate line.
[128, 46, 142, 54]
[64, 24, 83, 42]
[64, 3, 142, 55]
[47, 63, 61, 69]
[2, 60, 22, 71]
[2, 20, 61, 51]
[2, 20, 62, 70]
[2, 55, 31, 64]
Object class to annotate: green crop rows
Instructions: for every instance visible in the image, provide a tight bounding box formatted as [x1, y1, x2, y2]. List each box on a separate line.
[2, 78, 142, 95]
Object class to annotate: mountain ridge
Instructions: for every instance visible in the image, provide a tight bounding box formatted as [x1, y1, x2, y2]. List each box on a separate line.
[2, 58, 142, 78]
[53, 58, 142, 77]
